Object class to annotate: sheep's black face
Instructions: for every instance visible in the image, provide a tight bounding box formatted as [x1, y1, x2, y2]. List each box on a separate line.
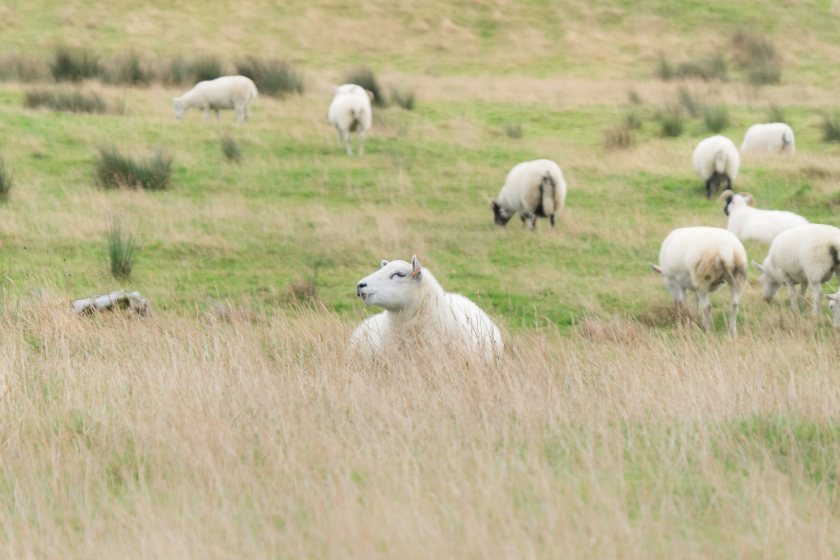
[492, 202, 513, 226]
[723, 195, 733, 216]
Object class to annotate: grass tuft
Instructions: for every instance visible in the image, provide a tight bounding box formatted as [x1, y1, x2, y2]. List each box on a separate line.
[677, 87, 703, 117]
[234, 56, 303, 97]
[703, 105, 729, 132]
[732, 31, 782, 85]
[220, 134, 242, 163]
[657, 105, 684, 137]
[50, 46, 99, 82]
[102, 52, 152, 86]
[95, 148, 172, 191]
[822, 113, 840, 143]
[390, 88, 416, 110]
[505, 123, 523, 139]
[107, 219, 139, 279]
[604, 124, 635, 150]
[343, 67, 385, 107]
[25, 89, 107, 113]
[0, 157, 12, 202]
[163, 55, 224, 85]
[0, 55, 49, 82]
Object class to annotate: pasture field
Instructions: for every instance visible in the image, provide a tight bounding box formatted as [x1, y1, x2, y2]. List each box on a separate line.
[1, 1, 840, 558]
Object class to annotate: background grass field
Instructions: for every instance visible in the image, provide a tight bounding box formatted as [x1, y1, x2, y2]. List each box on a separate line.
[1, 1, 840, 558]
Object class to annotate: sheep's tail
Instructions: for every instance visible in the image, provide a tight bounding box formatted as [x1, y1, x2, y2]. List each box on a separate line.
[714, 149, 728, 174]
[540, 172, 556, 217]
[782, 131, 791, 147]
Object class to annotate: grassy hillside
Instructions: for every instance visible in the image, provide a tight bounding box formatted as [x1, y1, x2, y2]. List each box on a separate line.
[0, 1, 840, 557]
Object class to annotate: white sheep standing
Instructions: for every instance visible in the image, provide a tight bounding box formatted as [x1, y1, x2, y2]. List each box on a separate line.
[173, 75, 258, 123]
[650, 227, 747, 335]
[752, 223, 840, 319]
[692, 135, 740, 199]
[328, 84, 373, 156]
[719, 190, 808, 244]
[351, 256, 503, 362]
[492, 159, 567, 229]
[740, 123, 795, 155]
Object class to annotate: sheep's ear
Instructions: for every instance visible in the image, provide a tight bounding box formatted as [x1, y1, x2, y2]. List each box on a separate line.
[491, 200, 500, 210]
[650, 264, 662, 274]
[751, 259, 764, 272]
[366, 90, 374, 101]
[410, 255, 422, 279]
[741, 192, 755, 206]
[718, 189, 734, 202]
[380, 260, 389, 268]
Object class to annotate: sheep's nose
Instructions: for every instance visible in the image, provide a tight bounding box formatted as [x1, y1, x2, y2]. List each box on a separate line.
[356, 282, 367, 296]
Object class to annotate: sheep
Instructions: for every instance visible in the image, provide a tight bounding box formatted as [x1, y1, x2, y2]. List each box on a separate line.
[691, 135, 740, 199]
[740, 123, 795, 155]
[351, 255, 503, 362]
[491, 159, 567, 230]
[173, 75, 258, 124]
[328, 84, 373, 156]
[718, 190, 808, 244]
[650, 227, 747, 336]
[751, 224, 840, 318]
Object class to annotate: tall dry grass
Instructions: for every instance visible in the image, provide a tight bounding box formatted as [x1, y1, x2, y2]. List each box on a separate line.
[1, 294, 839, 558]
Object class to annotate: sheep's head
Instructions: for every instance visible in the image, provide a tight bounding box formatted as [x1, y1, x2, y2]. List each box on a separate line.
[751, 259, 780, 302]
[827, 293, 840, 328]
[356, 255, 423, 311]
[173, 97, 187, 120]
[491, 201, 513, 226]
[719, 190, 753, 216]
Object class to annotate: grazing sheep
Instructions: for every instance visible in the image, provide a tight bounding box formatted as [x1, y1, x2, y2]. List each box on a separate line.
[740, 123, 795, 155]
[650, 227, 747, 335]
[351, 256, 503, 362]
[827, 291, 840, 329]
[492, 159, 567, 229]
[173, 75, 258, 123]
[328, 84, 373, 156]
[752, 224, 840, 317]
[719, 190, 808, 244]
[692, 135, 740, 199]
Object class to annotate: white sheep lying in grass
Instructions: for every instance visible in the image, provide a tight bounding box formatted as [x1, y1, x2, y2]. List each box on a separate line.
[752, 224, 840, 321]
[650, 227, 747, 335]
[173, 76, 258, 123]
[328, 84, 373, 156]
[719, 190, 808, 244]
[351, 256, 503, 362]
[740, 123, 795, 155]
[492, 159, 567, 229]
[692, 135, 740, 199]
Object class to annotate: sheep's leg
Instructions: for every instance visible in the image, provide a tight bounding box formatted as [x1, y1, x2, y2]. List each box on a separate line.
[215, 109, 221, 121]
[237, 107, 247, 124]
[705, 178, 713, 199]
[358, 131, 366, 155]
[341, 130, 353, 156]
[202, 108, 210, 120]
[787, 284, 800, 310]
[810, 282, 823, 316]
[549, 214, 556, 227]
[729, 285, 740, 337]
[698, 292, 712, 331]
[520, 212, 536, 230]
